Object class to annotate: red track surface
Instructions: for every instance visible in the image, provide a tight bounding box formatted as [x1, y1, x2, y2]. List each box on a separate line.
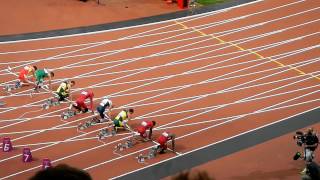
[0, 0, 179, 36]
[165, 123, 320, 180]
[0, 0, 319, 179]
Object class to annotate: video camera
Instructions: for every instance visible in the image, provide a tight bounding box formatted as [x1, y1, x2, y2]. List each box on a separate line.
[293, 131, 306, 146]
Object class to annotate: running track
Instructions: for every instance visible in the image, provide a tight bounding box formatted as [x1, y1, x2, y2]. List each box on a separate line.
[0, 0, 319, 179]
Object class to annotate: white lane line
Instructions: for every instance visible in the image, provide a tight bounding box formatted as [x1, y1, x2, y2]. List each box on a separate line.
[1, 10, 248, 109]
[1, 39, 318, 180]
[0, 1, 311, 73]
[0, 42, 316, 129]
[0, 16, 318, 112]
[0, 48, 314, 102]
[2, 94, 318, 149]
[2, 75, 319, 139]
[0, 0, 316, 158]
[0, 0, 318, 177]
[111, 105, 318, 179]
[151, 72, 320, 131]
[0, 7, 229, 92]
[0, 5, 231, 71]
[0, 48, 316, 164]
[1, 16, 318, 86]
[0, 0, 264, 44]
[124, 45, 319, 119]
[0, 0, 307, 83]
[0, 41, 316, 149]
[155, 98, 320, 131]
[0, 131, 133, 149]
[0, 46, 316, 169]
[0, 64, 315, 122]
[137, 78, 320, 120]
[85, 90, 319, 172]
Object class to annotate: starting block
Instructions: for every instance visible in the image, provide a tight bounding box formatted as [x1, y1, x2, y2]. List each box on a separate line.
[98, 129, 110, 140]
[42, 98, 60, 109]
[147, 146, 158, 159]
[114, 139, 134, 152]
[78, 117, 100, 130]
[22, 147, 32, 162]
[0, 101, 5, 106]
[4, 81, 21, 92]
[42, 158, 52, 170]
[78, 121, 93, 130]
[115, 143, 124, 151]
[111, 128, 116, 136]
[61, 110, 77, 120]
[137, 154, 147, 163]
[124, 139, 134, 148]
[4, 84, 11, 92]
[2, 137, 13, 152]
[30, 82, 45, 97]
[136, 146, 158, 163]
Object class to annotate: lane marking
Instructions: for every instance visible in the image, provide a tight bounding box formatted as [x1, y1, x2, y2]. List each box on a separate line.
[112, 105, 319, 179]
[174, 20, 320, 81]
[1, 56, 318, 174]
[0, 0, 264, 44]
[2, 79, 319, 140]
[87, 90, 320, 172]
[0, 47, 317, 169]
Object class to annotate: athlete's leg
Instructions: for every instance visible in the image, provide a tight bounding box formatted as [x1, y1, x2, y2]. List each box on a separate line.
[97, 106, 105, 119]
[72, 101, 82, 112]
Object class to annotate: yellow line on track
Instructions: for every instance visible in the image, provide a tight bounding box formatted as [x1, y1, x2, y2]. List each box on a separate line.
[174, 21, 320, 81]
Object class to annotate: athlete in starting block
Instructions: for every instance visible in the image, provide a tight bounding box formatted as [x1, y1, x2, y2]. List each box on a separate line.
[156, 131, 176, 154]
[55, 80, 75, 101]
[42, 80, 75, 109]
[137, 131, 176, 163]
[17, 65, 37, 86]
[135, 120, 156, 141]
[70, 90, 94, 113]
[115, 120, 156, 153]
[4, 65, 37, 92]
[61, 90, 94, 120]
[95, 97, 113, 122]
[33, 68, 54, 91]
[78, 96, 113, 130]
[98, 108, 134, 139]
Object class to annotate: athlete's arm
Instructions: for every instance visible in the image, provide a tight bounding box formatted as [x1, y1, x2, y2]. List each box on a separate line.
[25, 74, 33, 84]
[171, 134, 176, 152]
[122, 120, 131, 131]
[125, 124, 132, 131]
[48, 76, 52, 90]
[107, 105, 113, 119]
[69, 90, 72, 101]
[90, 96, 94, 113]
[127, 111, 132, 120]
[148, 128, 153, 139]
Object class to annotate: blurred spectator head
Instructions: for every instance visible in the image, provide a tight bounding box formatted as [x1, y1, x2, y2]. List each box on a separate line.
[172, 170, 214, 180]
[29, 164, 92, 180]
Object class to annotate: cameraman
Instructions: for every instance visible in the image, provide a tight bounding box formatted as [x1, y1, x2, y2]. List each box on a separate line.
[304, 128, 319, 162]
